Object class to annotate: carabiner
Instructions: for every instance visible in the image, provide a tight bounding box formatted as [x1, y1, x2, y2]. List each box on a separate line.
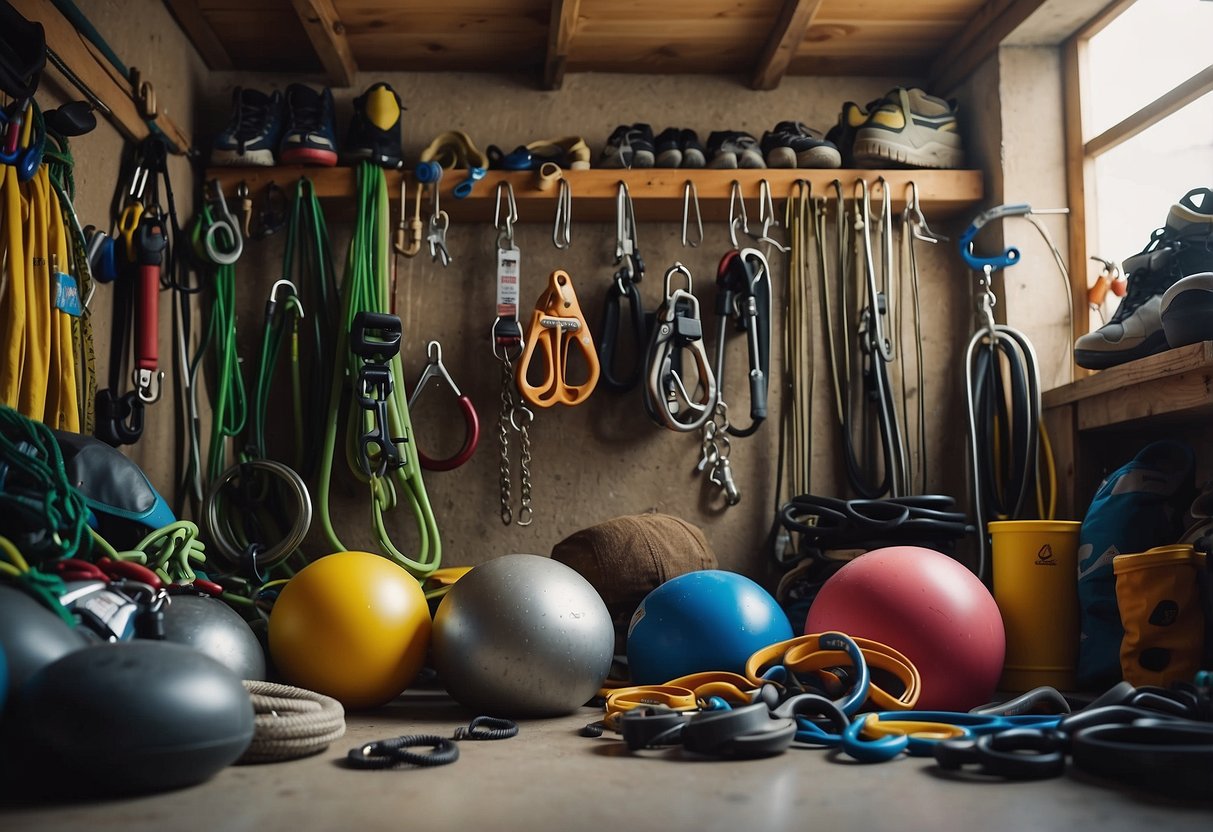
[553, 177, 572, 250]
[644, 262, 717, 432]
[394, 178, 424, 258]
[682, 180, 703, 248]
[728, 180, 749, 249]
[494, 181, 518, 250]
[408, 341, 481, 471]
[713, 248, 771, 438]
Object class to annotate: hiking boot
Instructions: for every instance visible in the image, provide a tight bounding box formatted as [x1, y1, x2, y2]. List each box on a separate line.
[279, 84, 338, 166]
[599, 124, 655, 169]
[345, 82, 405, 169]
[1078, 188, 1213, 368]
[761, 121, 841, 169]
[852, 88, 964, 169]
[211, 87, 283, 166]
[825, 100, 874, 168]
[706, 131, 765, 169]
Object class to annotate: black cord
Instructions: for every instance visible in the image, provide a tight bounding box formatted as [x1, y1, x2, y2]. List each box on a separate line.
[347, 717, 519, 770]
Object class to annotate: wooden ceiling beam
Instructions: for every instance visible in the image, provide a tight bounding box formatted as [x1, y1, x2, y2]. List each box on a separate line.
[163, 0, 233, 70]
[288, 0, 358, 87]
[750, 0, 826, 91]
[929, 0, 1048, 95]
[544, 0, 581, 90]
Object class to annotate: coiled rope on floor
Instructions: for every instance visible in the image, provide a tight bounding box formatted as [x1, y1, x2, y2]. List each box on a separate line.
[238, 680, 346, 764]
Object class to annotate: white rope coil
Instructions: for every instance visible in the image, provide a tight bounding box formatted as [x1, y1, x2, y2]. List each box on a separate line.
[238, 680, 347, 764]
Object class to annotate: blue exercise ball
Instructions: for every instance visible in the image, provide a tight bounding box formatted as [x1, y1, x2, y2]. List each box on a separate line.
[627, 570, 792, 684]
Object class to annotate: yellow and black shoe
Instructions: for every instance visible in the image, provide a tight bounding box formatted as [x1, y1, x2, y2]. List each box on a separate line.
[825, 99, 874, 168]
[852, 88, 964, 169]
[345, 82, 405, 169]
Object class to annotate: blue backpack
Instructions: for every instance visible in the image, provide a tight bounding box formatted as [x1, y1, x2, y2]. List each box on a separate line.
[1077, 440, 1193, 689]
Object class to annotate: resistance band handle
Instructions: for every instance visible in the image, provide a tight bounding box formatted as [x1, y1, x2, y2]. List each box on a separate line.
[417, 395, 479, 472]
[136, 263, 159, 369]
[350, 312, 403, 361]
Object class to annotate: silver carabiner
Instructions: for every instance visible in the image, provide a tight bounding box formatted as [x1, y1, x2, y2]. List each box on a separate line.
[553, 177, 572, 250]
[494, 181, 518, 250]
[682, 180, 703, 248]
[728, 180, 749, 249]
[615, 181, 638, 261]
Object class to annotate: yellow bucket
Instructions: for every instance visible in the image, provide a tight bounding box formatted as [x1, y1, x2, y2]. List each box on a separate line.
[988, 520, 1083, 691]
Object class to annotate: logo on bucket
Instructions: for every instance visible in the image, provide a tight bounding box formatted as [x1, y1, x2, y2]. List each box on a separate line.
[1035, 544, 1057, 566]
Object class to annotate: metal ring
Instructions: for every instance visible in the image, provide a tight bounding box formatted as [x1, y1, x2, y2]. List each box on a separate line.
[202, 459, 312, 568]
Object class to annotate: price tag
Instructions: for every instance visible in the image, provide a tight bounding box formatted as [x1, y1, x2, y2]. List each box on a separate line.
[495, 247, 520, 318]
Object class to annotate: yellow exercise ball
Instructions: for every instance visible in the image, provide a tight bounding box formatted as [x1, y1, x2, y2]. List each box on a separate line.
[269, 551, 431, 709]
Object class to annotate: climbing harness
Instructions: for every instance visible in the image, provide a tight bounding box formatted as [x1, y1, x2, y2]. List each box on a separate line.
[644, 262, 716, 432]
[491, 181, 532, 526]
[407, 341, 479, 471]
[517, 269, 600, 408]
[960, 203, 1060, 582]
[316, 163, 440, 578]
[598, 182, 648, 392]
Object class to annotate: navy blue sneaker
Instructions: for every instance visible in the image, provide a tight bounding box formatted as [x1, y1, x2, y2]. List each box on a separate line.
[211, 87, 284, 167]
[345, 82, 405, 169]
[279, 84, 338, 166]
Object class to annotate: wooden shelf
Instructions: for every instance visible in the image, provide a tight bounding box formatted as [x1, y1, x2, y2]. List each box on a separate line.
[205, 167, 984, 223]
[1043, 342, 1213, 432]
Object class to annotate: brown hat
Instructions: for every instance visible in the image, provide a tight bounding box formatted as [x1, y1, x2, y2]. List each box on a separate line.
[551, 513, 717, 653]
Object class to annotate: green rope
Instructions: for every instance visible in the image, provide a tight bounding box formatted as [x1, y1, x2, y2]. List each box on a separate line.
[0, 406, 92, 563]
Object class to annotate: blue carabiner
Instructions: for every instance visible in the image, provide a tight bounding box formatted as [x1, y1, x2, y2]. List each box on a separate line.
[958, 203, 1033, 272]
[453, 165, 486, 199]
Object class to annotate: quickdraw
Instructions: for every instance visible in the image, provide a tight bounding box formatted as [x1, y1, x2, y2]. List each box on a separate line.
[643, 262, 716, 433]
[517, 269, 600, 408]
[491, 182, 532, 526]
[598, 182, 647, 392]
[712, 247, 771, 438]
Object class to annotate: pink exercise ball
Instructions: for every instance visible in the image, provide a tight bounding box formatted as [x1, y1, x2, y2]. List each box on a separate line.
[804, 546, 1005, 711]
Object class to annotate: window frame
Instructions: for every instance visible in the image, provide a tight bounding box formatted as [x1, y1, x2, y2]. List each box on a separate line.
[1062, 0, 1213, 347]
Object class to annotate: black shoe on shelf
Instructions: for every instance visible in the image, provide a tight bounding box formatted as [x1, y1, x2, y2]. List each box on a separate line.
[655, 127, 682, 167]
[706, 131, 765, 169]
[761, 121, 842, 169]
[345, 82, 405, 169]
[600, 123, 656, 169]
[680, 129, 706, 169]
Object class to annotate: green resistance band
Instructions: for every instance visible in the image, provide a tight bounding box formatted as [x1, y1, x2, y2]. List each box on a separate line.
[317, 163, 440, 579]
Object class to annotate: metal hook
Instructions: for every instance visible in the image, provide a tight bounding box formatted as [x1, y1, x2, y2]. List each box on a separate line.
[553, 177, 572, 250]
[615, 181, 638, 261]
[728, 181, 749, 249]
[494, 181, 518, 250]
[756, 179, 790, 254]
[268, 278, 304, 317]
[663, 261, 694, 297]
[394, 177, 424, 257]
[902, 181, 946, 244]
[682, 180, 703, 248]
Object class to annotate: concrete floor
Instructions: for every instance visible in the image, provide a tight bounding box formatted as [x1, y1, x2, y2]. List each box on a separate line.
[2, 689, 1210, 832]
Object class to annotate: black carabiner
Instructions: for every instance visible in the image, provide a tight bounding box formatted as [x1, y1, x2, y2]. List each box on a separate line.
[94, 388, 144, 446]
[713, 248, 771, 438]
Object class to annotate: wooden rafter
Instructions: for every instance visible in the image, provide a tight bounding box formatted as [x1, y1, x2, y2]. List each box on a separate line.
[751, 0, 826, 91]
[544, 0, 581, 90]
[163, 0, 233, 70]
[929, 0, 1047, 95]
[288, 0, 358, 87]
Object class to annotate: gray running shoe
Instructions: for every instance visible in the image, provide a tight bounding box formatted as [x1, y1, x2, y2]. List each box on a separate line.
[706, 131, 765, 169]
[852, 88, 964, 169]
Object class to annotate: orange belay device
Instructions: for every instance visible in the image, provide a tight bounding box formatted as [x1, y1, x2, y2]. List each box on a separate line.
[516, 269, 601, 407]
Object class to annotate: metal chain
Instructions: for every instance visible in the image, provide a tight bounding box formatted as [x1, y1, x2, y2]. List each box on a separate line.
[515, 407, 533, 526]
[497, 358, 515, 526]
[697, 402, 740, 506]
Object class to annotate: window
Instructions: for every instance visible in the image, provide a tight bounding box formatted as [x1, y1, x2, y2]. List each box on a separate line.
[1065, 0, 1213, 334]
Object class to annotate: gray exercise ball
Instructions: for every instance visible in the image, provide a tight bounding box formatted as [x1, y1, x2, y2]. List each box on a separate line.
[432, 554, 614, 717]
[160, 593, 267, 681]
[0, 583, 89, 700]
